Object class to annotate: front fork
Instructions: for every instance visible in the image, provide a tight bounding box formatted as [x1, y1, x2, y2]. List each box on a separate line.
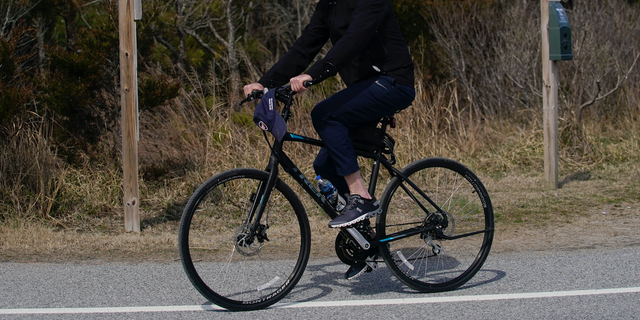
[242, 153, 281, 245]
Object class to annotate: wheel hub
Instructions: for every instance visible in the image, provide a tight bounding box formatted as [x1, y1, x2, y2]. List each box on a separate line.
[235, 225, 264, 256]
[420, 211, 455, 255]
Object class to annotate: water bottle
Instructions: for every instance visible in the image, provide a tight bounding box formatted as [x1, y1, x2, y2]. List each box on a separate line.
[315, 176, 346, 212]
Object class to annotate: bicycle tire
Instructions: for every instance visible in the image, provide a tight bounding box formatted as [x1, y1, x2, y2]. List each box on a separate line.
[377, 157, 494, 292]
[178, 168, 311, 311]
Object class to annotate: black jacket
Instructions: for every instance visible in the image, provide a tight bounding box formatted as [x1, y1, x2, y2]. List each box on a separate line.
[258, 0, 414, 88]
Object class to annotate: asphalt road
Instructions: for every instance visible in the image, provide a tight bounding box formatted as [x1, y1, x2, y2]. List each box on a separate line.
[1, 245, 639, 319]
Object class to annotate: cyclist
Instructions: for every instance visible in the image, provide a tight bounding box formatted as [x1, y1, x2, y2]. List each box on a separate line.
[244, 0, 415, 278]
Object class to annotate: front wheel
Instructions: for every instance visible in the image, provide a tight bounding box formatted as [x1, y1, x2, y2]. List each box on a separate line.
[377, 158, 494, 292]
[178, 168, 311, 311]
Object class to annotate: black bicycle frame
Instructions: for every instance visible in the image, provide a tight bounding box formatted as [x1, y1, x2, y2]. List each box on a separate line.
[246, 126, 428, 239]
[244, 87, 484, 248]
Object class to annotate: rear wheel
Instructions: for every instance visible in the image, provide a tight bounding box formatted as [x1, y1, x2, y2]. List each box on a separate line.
[178, 168, 310, 311]
[377, 158, 494, 292]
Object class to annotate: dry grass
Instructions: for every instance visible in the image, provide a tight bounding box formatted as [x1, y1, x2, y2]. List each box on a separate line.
[3, 0, 640, 262]
[489, 164, 640, 252]
[2, 0, 639, 263]
[1, 81, 639, 262]
[0, 220, 179, 262]
[1, 161, 638, 262]
[0, 120, 60, 222]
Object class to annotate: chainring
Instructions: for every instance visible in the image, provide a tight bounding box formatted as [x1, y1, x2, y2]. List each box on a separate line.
[334, 221, 377, 265]
[334, 231, 361, 265]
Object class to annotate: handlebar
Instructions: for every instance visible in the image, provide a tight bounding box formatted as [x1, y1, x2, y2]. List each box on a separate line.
[239, 89, 265, 105]
[239, 80, 316, 106]
[239, 62, 336, 106]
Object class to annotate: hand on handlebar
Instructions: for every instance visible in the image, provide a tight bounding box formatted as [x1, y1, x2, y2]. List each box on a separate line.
[290, 74, 313, 93]
[244, 83, 264, 97]
[239, 84, 265, 106]
[239, 74, 317, 106]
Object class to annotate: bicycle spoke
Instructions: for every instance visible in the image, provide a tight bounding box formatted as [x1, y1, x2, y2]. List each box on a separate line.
[179, 169, 310, 311]
[378, 158, 494, 292]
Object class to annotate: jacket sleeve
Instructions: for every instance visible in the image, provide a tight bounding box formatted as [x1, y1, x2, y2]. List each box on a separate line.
[306, 0, 389, 80]
[258, 1, 331, 88]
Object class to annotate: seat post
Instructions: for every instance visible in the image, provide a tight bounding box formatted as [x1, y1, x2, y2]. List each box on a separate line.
[368, 158, 381, 197]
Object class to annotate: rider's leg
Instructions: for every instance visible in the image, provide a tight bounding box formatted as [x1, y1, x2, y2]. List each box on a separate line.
[313, 150, 372, 200]
[312, 75, 415, 228]
[312, 76, 414, 176]
[311, 75, 415, 278]
[313, 148, 349, 197]
[344, 171, 370, 199]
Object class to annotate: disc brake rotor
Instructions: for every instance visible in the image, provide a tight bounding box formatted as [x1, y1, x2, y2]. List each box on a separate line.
[235, 225, 263, 256]
[441, 210, 455, 237]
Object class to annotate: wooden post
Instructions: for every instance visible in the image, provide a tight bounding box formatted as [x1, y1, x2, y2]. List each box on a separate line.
[119, 0, 140, 232]
[541, 0, 559, 189]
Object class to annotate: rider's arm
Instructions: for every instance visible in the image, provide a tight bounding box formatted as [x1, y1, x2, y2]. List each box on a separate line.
[257, 2, 330, 89]
[305, 0, 389, 81]
[289, 74, 313, 93]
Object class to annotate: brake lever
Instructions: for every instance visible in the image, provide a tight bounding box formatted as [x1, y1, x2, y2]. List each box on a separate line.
[239, 89, 266, 106]
[239, 80, 314, 107]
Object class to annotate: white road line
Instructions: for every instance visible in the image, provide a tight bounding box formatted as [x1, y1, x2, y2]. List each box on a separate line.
[2, 287, 640, 314]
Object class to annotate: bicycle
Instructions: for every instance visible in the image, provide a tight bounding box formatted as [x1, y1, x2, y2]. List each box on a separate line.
[178, 78, 495, 311]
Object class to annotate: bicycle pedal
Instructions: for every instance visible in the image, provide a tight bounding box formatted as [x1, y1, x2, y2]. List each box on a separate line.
[365, 257, 378, 271]
[345, 263, 369, 280]
[365, 262, 377, 272]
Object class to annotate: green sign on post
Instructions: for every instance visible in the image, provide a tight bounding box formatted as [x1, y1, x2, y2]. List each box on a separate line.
[549, 1, 573, 60]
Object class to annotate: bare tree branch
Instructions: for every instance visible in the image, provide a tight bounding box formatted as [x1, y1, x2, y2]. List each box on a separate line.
[1, 0, 41, 40]
[185, 29, 216, 56]
[208, 20, 228, 48]
[578, 51, 640, 122]
[154, 34, 183, 64]
[237, 45, 261, 81]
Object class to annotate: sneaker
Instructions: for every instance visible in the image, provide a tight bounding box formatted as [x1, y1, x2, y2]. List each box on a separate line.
[344, 262, 371, 280]
[328, 195, 381, 228]
[344, 257, 378, 280]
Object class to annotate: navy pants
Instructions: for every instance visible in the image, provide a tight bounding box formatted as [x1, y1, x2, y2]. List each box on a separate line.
[311, 75, 415, 196]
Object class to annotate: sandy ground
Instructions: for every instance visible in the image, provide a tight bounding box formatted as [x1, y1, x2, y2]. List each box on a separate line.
[2, 170, 639, 263]
[1, 205, 639, 263]
[494, 203, 640, 252]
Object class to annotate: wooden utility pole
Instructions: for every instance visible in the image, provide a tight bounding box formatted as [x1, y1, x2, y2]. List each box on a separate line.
[119, 0, 140, 232]
[541, 0, 559, 189]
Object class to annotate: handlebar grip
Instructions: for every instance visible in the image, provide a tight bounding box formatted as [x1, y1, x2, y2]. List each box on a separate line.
[303, 80, 313, 88]
[239, 89, 264, 105]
